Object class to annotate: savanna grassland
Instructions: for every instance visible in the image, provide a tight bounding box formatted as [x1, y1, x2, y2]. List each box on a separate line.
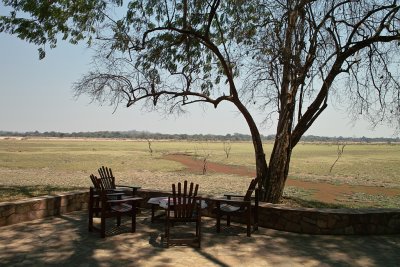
[0, 137, 399, 208]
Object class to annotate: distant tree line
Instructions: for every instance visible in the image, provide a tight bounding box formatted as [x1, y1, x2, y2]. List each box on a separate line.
[0, 130, 261, 141]
[0, 130, 398, 143]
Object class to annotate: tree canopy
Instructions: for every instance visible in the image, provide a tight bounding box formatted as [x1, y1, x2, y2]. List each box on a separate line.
[2, 0, 399, 202]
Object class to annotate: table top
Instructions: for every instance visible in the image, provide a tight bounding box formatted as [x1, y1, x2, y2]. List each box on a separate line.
[147, 197, 168, 205]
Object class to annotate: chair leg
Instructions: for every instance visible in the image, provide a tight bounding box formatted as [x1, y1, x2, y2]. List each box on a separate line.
[164, 205, 171, 248]
[151, 204, 155, 223]
[117, 215, 121, 226]
[88, 188, 94, 232]
[198, 218, 201, 248]
[254, 189, 259, 231]
[247, 209, 251, 237]
[227, 215, 231, 226]
[253, 218, 258, 231]
[131, 206, 137, 233]
[88, 206, 94, 232]
[254, 204, 258, 231]
[101, 216, 106, 238]
[216, 213, 221, 233]
[216, 201, 221, 233]
[88, 216, 94, 232]
[94, 198, 100, 217]
[165, 221, 170, 248]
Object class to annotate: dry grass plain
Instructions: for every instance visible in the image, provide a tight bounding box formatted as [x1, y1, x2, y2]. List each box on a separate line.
[0, 137, 399, 208]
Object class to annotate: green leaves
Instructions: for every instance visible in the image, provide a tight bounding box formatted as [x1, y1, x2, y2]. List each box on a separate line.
[1, 0, 111, 58]
[38, 47, 45, 60]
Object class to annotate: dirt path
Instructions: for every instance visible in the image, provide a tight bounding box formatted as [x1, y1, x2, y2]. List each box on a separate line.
[164, 154, 400, 204]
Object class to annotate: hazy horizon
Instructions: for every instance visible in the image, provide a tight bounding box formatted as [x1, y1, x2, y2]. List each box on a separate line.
[1, 128, 398, 140]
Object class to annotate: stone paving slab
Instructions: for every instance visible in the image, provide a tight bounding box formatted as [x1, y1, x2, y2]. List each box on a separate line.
[0, 210, 399, 266]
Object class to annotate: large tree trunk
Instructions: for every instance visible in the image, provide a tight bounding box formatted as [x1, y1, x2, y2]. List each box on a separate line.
[262, 94, 295, 203]
[235, 97, 295, 204]
[263, 130, 292, 203]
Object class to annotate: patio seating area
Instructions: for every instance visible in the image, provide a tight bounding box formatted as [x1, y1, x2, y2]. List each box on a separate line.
[1, 167, 400, 266]
[1, 209, 400, 266]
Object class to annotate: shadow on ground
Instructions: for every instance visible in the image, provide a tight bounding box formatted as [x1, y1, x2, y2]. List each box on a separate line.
[0, 210, 399, 266]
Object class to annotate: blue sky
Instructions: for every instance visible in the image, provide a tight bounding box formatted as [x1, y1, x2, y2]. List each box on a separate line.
[0, 28, 396, 138]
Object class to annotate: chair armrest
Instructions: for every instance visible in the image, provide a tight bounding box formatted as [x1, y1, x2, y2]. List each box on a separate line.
[107, 197, 143, 204]
[93, 188, 126, 195]
[212, 198, 251, 206]
[223, 194, 245, 199]
[115, 185, 141, 190]
[106, 192, 125, 197]
[101, 187, 124, 193]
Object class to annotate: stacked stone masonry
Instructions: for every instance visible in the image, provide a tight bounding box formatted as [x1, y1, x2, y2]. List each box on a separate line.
[257, 203, 400, 235]
[0, 189, 399, 235]
[0, 191, 88, 227]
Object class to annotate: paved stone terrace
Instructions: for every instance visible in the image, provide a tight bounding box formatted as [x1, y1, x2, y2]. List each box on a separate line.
[1, 210, 400, 267]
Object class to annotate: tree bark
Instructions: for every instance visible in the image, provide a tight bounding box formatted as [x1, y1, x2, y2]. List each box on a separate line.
[264, 130, 292, 203]
[262, 90, 296, 202]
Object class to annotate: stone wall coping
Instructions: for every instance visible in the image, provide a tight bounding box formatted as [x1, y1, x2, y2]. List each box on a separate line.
[259, 202, 400, 214]
[0, 190, 88, 207]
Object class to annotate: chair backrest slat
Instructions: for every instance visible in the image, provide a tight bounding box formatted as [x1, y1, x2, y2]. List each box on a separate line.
[90, 174, 100, 190]
[172, 183, 177, 209]
[98, 166, 116, 190]
[170, 180, 199, 219]
[243, 178, 258, 201]
[90, 174, 112, 209]
[188, 182, 193, 197]
[237, 177, 260, 210]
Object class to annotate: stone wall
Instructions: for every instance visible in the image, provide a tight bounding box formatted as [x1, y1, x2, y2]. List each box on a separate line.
[0, 191, 88, 227]
[257, 203, 400, 235]
[1, 189, 399, 235]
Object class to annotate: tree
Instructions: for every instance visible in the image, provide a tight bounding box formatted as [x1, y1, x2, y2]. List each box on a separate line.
[1, 0, 399, 203]
[223, 141, 232, 159]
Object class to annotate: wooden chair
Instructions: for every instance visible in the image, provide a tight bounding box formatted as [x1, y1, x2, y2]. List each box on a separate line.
[88, 175, 143, 238]
[214, 177, 259, 237]
[98, 166, 141, 196]
[150, 178, 200, 223]
[88, 173, 126, 220]
[165, 181, 201, 248]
